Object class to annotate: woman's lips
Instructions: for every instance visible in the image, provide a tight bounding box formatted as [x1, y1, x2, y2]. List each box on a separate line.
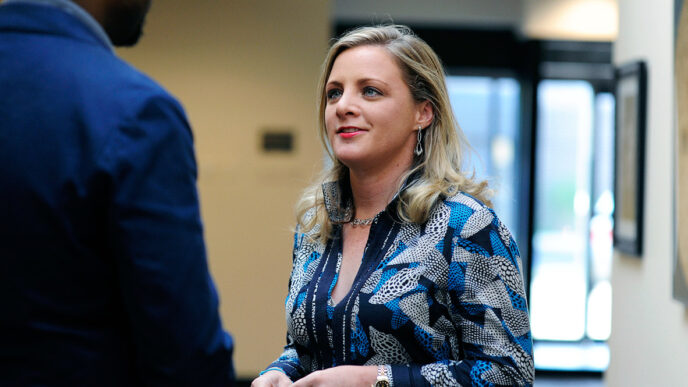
[337, 127, 365, 138]
[338, 131, 362, 138]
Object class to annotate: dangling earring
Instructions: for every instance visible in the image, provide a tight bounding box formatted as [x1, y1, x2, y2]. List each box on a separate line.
[414, 125, 423, 156]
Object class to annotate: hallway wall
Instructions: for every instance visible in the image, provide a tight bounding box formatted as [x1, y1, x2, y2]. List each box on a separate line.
[607, 0, 688, 385]
[118, 0, 330, 378]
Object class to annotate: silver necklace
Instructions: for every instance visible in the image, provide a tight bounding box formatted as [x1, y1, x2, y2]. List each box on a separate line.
[351, 215, 376, 227]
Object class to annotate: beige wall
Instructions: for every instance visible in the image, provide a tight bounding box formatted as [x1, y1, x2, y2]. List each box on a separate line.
[118, 0, 330, 378]
[607, 0, 688, 385]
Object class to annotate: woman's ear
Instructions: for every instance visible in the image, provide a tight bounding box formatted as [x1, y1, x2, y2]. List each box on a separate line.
[415, 100, 434, 129]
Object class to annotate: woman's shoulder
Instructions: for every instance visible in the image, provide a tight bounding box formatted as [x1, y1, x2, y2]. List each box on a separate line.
[444, 190, 491, 210]
[438, 191, 520, 262]
[296, 207, 322, 235]
[293, 207, 327, 250]
[439, 190, 500, 240]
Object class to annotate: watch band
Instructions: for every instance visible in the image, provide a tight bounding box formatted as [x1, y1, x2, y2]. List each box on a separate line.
[372, 365, 390, 387]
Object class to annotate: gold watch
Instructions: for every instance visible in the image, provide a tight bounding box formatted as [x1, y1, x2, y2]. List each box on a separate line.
[373, 365, 390, 387]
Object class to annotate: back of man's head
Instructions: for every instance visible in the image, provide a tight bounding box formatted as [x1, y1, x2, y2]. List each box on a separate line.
[72, 0, 152, 46]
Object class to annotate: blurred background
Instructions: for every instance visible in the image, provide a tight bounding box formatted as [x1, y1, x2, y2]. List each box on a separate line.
[115, 0, 685, 385]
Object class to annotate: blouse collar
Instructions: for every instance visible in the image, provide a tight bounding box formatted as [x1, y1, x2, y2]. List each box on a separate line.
[322, 170, 421, 225]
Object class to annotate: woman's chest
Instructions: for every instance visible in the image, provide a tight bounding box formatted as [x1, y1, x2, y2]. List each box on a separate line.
[286, 221, 454, 349]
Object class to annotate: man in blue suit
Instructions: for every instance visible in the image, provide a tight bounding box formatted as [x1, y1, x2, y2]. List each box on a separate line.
[0, 0, 235, 385]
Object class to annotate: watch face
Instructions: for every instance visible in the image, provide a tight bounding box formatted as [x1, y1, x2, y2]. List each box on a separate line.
[375, 380, 390, 387]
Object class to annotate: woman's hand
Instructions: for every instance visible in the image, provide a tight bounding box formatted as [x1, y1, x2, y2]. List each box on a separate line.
[251, 370, 293, 387]
[291, 365, 377, 387]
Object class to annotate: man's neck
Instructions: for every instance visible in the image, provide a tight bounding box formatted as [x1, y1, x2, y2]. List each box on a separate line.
[70, 0, 103, 26]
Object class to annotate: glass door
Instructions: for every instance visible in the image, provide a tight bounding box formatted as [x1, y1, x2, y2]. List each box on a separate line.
[530, 79, 614, 371]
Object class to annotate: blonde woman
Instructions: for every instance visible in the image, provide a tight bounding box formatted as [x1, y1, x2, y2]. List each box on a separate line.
[253, 25, 533, 387]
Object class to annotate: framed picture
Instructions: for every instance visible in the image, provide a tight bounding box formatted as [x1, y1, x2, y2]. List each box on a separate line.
[613, 61, 647, 256]
[675, 0, 688, 305]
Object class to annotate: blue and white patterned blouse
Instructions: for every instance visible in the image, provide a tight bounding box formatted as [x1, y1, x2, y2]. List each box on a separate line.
[265, 180, 534, 386]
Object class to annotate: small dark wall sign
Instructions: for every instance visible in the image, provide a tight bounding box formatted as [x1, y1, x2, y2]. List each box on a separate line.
[261, 130, 294, 152]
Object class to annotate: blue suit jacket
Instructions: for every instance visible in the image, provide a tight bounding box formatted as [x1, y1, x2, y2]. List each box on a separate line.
[0, 3, 234, 386]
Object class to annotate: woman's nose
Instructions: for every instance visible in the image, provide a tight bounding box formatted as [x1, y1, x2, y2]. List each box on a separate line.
[335, 91, 359, 118]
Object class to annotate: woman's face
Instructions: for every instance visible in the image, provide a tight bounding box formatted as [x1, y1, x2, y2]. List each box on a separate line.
[324, 45, 430, 173]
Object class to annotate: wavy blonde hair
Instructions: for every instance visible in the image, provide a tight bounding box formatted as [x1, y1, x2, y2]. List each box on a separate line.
[296, 24, 491, 242]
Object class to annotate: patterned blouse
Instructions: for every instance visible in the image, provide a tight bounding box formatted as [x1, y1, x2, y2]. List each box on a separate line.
[265, 180, 534, 386]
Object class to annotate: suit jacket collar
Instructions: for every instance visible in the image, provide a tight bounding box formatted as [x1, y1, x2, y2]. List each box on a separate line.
[0, 0, 113, 52]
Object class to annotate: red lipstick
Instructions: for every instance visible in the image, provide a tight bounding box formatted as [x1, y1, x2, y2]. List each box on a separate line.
[337, 126, 365, 138]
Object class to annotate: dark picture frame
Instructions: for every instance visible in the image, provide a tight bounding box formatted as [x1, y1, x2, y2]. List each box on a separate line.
[674, 0, 688, 305]
[613, 61, 647, 256]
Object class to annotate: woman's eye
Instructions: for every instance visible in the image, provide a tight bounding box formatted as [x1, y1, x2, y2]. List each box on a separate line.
[363, 87, 382, 97]
[326, 89, 342, 100]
